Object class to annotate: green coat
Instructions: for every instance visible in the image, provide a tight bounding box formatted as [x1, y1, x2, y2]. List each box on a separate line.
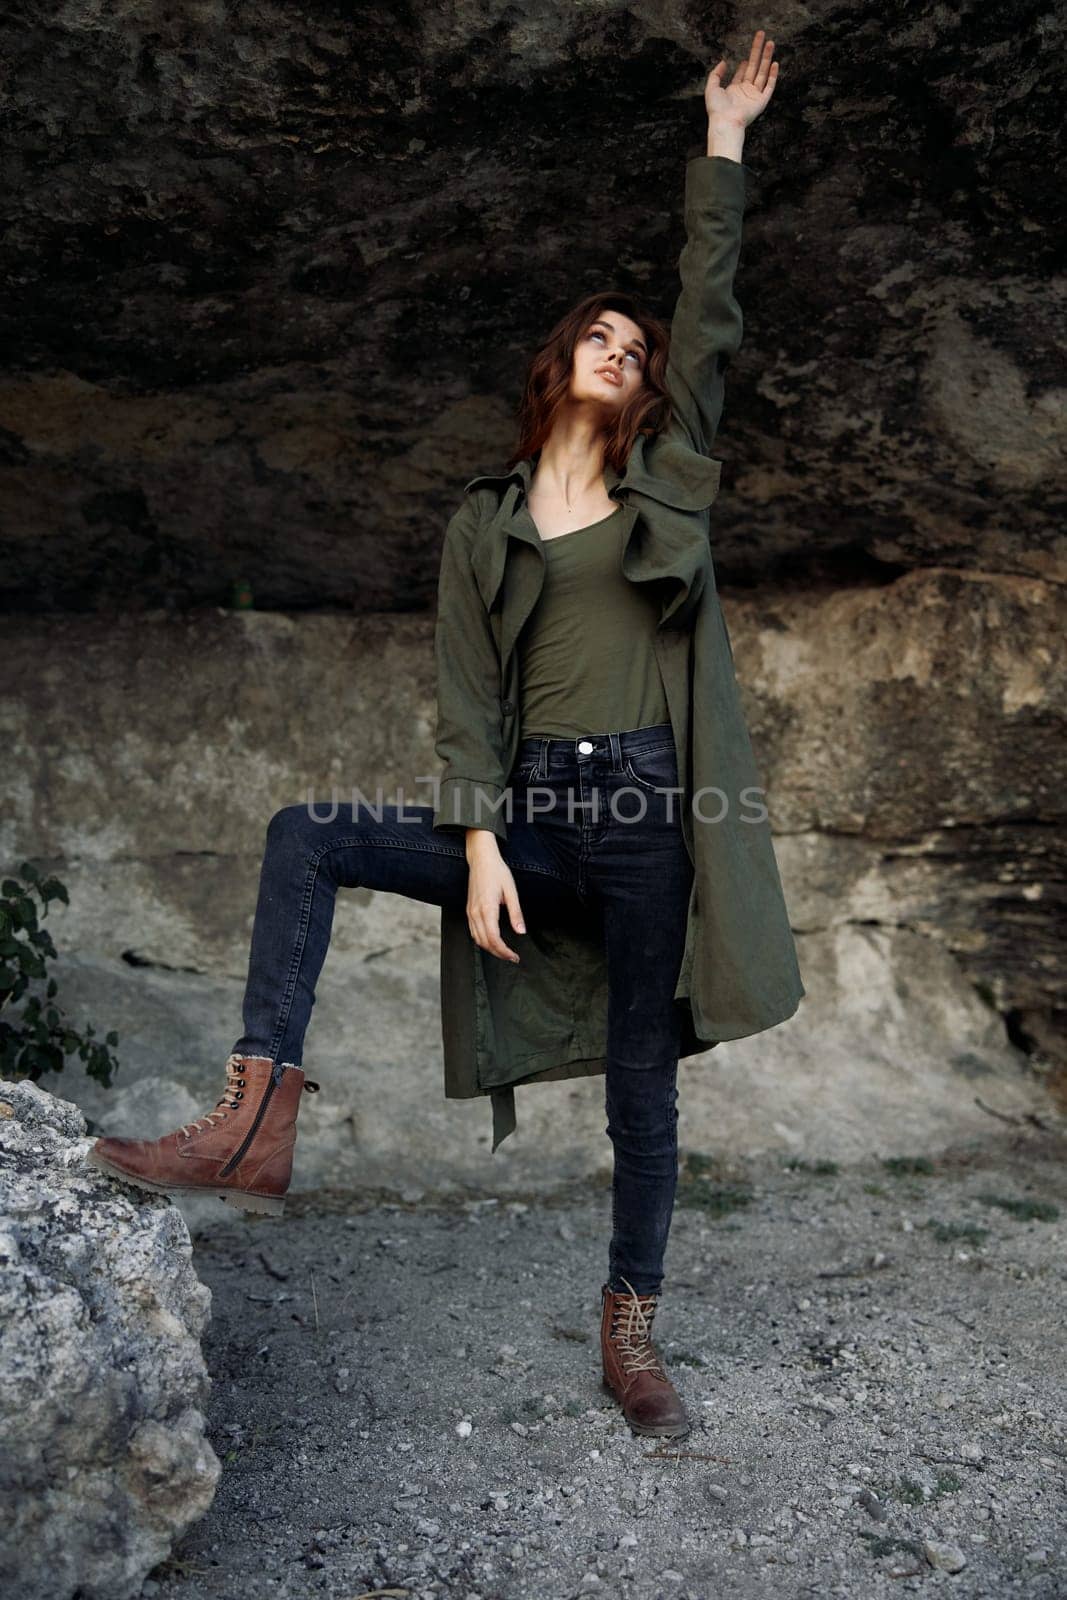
[431, 154, 805, 1152]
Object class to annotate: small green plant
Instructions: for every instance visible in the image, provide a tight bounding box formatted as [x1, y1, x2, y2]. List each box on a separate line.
[0, 861, 119, 1087]
[858, 1531, 924, 1561]
[869, 1469, 961, 1507]
[676, 1150, 754, 1217]
[976, 1191, 1059, 1223]
[684, 1150, 721, 1177]
[882, 1155, 935, 1177]
[677, 1176, 754, 1217]
[784, 1157, 840, 1176]
[923, 1218, 990, 1246]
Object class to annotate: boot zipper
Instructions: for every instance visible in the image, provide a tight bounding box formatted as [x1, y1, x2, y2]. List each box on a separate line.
[219, 1059, 287, 1178]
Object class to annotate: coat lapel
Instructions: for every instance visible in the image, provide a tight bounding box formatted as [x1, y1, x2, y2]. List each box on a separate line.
[464, 443, 722, 666]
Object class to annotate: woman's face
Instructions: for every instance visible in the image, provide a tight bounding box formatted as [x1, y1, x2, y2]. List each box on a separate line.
[569, 311, 648, 412]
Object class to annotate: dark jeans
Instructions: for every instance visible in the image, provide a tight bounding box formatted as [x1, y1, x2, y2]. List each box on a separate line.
[232, 720, 695, 1295]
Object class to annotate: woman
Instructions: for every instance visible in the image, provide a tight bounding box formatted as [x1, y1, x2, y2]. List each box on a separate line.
[91, 34, 793, 1441]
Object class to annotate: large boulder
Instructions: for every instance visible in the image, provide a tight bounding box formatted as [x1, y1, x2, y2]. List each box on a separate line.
[0, 1078, 220, 1600]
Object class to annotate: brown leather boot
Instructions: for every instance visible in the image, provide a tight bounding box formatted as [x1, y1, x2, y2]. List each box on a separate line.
[88, 1054, 319, 1216]
[600, 1277, 691, 1439]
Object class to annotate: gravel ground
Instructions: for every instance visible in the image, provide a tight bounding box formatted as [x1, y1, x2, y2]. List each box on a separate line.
[146, 1127, 1066, 1600]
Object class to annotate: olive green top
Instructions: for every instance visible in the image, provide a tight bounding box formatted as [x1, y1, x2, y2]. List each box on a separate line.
[516, 504, 670, 738]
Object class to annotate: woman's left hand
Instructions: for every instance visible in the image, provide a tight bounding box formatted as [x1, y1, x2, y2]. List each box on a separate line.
[705, 28, 779, 128]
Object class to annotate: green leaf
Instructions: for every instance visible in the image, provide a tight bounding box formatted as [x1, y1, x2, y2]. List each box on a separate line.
[2, 866, 119, 1098]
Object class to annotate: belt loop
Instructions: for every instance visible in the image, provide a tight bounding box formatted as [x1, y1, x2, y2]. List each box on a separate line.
[608, 731, 623, 771]
[538, 735, 548, 780]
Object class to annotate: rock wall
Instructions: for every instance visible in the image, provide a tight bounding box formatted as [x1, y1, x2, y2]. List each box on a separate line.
[0, 1079, 220, 1600]
[0, 5, 1063, 1192]
[0, 6, 1061, 610]
[2, 600, 1061, 1199]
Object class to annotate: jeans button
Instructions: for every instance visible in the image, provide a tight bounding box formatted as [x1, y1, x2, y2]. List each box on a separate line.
[577, 739, 594, 754]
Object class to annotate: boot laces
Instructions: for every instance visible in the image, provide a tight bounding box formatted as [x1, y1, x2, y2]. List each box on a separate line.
[180, 1053, 262, 1137]
[609, 1275, 667, 1379]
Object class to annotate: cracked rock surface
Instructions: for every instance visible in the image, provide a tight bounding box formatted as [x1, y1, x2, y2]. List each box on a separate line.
[2, 5, 1062, 608]
[0, 1079, 220, 1600]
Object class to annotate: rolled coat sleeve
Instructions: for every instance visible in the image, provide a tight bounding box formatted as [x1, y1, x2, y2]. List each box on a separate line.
[665, 153, 751, 455]
[432, 494, 509, 842]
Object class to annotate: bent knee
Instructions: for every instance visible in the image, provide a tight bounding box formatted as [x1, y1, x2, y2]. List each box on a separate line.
[266, 802, 326, 850]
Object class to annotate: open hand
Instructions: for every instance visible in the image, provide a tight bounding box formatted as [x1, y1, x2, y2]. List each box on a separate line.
[466, 844, 525, 963]
[705, 29, 779, 128]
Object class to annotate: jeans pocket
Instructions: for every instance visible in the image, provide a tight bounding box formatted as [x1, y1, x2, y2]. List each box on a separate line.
[622, 743, 678, 793]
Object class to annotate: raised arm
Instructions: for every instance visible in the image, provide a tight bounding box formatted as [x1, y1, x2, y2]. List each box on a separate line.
[665, 31, 779, 454]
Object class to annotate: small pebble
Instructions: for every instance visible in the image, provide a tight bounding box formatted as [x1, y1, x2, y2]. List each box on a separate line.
[857, 1487, 887, 1521]
[923, 1539, 967, 1573]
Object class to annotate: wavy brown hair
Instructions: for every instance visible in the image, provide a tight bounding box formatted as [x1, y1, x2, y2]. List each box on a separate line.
[505, 290, 673, 476]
